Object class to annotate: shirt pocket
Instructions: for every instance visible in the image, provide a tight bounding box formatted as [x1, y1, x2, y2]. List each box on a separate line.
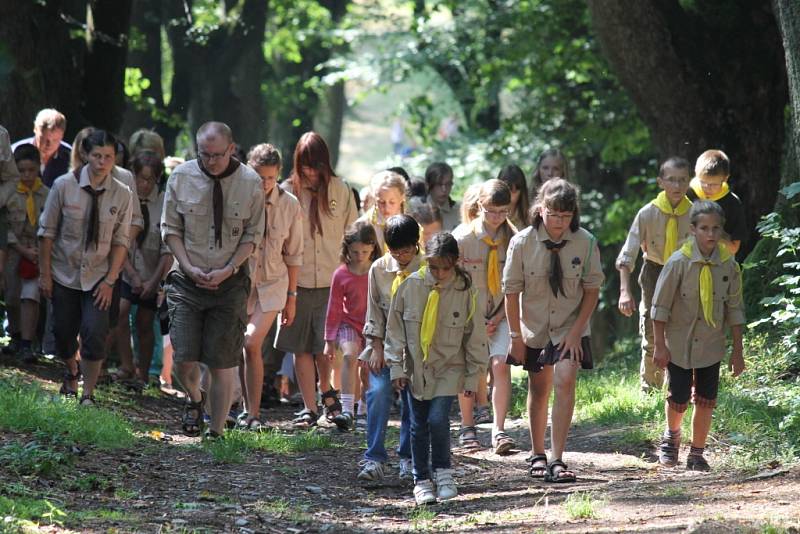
[562, 266, 583, 300]
[462, 258, 487, 289]
[61, 207, 85, 241]
[438, 309, 468, 350]
[176, 200, 208, 242]
[224, 202, 251, 242]
[523, 269, 550, 297]
[402, 308, 422, 352]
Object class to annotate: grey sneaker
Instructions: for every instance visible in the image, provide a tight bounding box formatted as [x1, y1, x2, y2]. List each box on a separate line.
[398, 458, 413, 480]
[357, 459, 385, 481]
[434, 468, 457, 500]
[413, 479, 436, 505]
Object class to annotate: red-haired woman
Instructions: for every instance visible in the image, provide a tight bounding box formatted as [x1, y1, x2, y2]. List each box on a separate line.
[275, 132, 358, 426]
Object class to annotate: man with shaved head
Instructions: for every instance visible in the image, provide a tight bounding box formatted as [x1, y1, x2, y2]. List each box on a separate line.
[161, 121, 265, 439]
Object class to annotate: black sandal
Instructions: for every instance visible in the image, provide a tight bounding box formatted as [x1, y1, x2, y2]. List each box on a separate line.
[60, 370, 81, 398]
[528, 453, 548, 478]
[182, 392, 205, 437]
[292, 408, 319, 427]
[544, 459, 576, 483]
[320, 389, 342, 422]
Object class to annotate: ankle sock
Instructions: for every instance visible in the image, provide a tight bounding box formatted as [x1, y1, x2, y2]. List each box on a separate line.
[664, 428, 680, 441]
[689, 445, 704, 457]
[341, 393, 354, 414]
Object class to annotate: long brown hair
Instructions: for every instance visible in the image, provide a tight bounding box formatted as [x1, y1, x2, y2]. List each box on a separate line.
[340, 221, 382, 264]
[289, 132, 336, 235]
[530, 178, 581, 233]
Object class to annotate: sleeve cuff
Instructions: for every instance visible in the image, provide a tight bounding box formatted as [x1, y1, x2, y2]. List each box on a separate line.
[651, 305, 671, 322]
[463, 376, 478, 393]
[725, 309, 746, 327]
[389, 365, 406, 382]
[362, 322, 385, 340]
[283, 255, 303, 266]
[502, 280, 523, 294]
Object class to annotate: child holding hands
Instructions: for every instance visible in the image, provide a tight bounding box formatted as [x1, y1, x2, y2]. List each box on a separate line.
[651, 200, 745, 471]
[385, 232, 488, 505]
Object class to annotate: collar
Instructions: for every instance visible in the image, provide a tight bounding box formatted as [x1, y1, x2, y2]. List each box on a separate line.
[681, 239, 729, 265]
[79, 165, 110, 191]
[143, 186, 159, 204]
[689, 176, 730, 202]
[534, 224, 571, 244]
[266, 185, 280, 206]
[471, 218, 510, 242]
[420, 265, 456, 290]
[198, 157, 240, 180]
[428, 195, 455, 213]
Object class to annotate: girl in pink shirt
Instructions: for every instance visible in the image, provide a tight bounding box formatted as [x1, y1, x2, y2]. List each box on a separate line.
[323, 221, 381, 430]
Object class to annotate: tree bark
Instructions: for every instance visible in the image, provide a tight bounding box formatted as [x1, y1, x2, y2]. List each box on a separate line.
[82, 0, 134, 133]
[587, 0, 788, 254]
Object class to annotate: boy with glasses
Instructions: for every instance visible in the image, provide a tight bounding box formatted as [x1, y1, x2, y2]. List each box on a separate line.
[616, 157, 693, 391]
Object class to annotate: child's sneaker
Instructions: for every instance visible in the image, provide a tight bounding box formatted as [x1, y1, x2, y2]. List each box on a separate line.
[434, 468, 457, 500]
[686, 446, 710, 471]
[474, 405, 492, 425]
[658, 430, 680, 467]
[333, 411, 354, 432]
[398, 458, 413, 480]
[413, 479, 436, 505]
[357, 459, 385, 481]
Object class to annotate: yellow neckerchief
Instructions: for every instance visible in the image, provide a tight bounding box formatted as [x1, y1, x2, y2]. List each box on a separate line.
[651, 191, 691, 262]
[472, 218, 505, 297]
[418, 265, 476, 361]
[689, 176, 730, 202]
[17, 178, 43, 226]
[680, 240, 732, 327]
[389, 254, 424, 297]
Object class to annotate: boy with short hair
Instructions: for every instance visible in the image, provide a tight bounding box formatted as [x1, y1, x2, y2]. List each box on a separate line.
[687, 149, 746, 255]
[617, 157, 693, 391]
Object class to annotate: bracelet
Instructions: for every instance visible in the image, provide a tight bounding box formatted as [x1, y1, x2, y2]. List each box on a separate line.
[287, 290, 298, 297]
[227, 262, 239, 275]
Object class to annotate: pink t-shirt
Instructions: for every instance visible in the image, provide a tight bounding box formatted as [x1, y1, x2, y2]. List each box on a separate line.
[324, 264, 369, 341]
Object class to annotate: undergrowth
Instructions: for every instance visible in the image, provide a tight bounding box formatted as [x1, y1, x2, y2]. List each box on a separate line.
[203, 428, 335, 463]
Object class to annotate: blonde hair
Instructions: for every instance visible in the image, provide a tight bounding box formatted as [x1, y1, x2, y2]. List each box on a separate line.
[370, 170, 407, 197]
[461, 183, 482, 224]
[34, 109, 66, 132]
[695, 149, 730, 178]
[478, 179, 511, 207]
[129, 129, 166, 160]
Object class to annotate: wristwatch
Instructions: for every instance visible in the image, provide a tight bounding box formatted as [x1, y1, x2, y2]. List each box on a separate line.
[287, 290, 298, 297]
[228, 262, 239, 275]
[509, 331, 522, 339]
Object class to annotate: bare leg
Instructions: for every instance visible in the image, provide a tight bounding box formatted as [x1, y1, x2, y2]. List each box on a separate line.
[115, 299, 135, 377]
[80, 358, 105, 398]
[134, 308, 156, 383]
[491, 357, 511, 432]
[528, 366, 554, 454]
[476, 366, 489, 407]
[550, 360, 579, 460]
[176, 361, 202, 404]
[294, 352, 318, 412]
[208, 367, 235, 435]
[161, 335, 173, 386]
[666, 401, 684, 432]
[338, 340, 360, 415]
[459, 393, 475, 426]
[20, 299, 39, 342]
[243, 308, 278, 419]
[691, 405, 714, 448]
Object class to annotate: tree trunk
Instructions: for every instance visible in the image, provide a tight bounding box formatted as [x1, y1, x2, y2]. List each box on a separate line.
[587, 0, 788, 255]
[0, 0, 87, 140]
[773, 0, 800, 221]
[314, 81, 346, 169]
[82, 0, 134, 133]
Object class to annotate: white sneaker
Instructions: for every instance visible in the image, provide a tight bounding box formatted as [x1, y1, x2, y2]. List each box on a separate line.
[434, 468, 458, 500]
[413, 479, 436, 505]
[357, 459, 385, 481]
[398, 458, 413, 480]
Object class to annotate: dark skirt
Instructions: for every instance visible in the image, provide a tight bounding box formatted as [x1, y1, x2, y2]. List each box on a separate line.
[522, 336, 593, 373]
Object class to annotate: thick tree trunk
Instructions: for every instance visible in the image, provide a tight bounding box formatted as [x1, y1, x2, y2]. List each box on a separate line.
[0, 0, 87, 140]
[587, 0, 788, 255]
[314, 81, 346, 169]
[82, 0, 133, 133]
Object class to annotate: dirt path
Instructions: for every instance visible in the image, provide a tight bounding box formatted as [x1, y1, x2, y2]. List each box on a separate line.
[3, 367, 800, 533]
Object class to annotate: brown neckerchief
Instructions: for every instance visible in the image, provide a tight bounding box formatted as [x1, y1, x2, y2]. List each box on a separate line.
[73, 167, 105, 250]
[544, 239, 568, 298]
[198, 158, 240, 247]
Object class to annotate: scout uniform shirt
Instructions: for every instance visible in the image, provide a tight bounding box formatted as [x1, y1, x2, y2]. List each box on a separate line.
[384, 269, 488, 400]
[452, 219, 516, 324]
[161, 160, 265, 273]
[248, 186, 303, 313]
[38, 166, 133, 291]
[281, 175, 357, 288]
[616, 202, 691, 269]
[502, 224, 604, 349]
[6, 180, 49, 249]
[0, 126, 19, 183]
[123, 188, 169, 287]
[650, 240, 745, 370]
[363, 251, 424, 341]
[410, 195, 461, 232]
[112, 166, 144, 235]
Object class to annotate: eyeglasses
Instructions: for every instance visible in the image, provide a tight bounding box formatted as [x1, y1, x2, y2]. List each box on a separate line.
[389, 245, 417, 258]
[434, 181, 454, 190]
[698, 179, 723, 189]
[661, 177, 690, 186]
[544, 210, 573, 222]
[481, 206, 510, 217]
[198, 148, 229, 162]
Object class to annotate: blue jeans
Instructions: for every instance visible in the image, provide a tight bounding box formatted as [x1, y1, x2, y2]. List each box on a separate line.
[364, 366, 411, 462]
[408, 394, 455, 482]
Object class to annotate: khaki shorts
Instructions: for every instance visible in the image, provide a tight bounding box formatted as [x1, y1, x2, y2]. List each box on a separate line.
[275, 286, 329, 355]
[166, 268, 250, 369]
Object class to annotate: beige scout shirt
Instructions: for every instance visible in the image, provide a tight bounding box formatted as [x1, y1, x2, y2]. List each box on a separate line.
[0, 126, 19, 182]
[112, 166, 143, 231]
[409, 195, 461, 232]
[503, 225, 604, 348]
[616, 203, 691, 269]
[7, 183, 50, 248]
[384, 269, 488, 399]
[161, 160, 265, 273]
[650, 241, 745, 369]
[281, 176, 357, 288]
[249, 186, 304, 312]
[452, 220, 515, 320]
[362, 252, 424, 341]
[38, 167, 132, 291]
[124, 189, 169, 285]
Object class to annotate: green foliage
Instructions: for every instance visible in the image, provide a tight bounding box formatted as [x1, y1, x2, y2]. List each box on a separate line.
[0, 441, 71, 478]
[0, 496, 67, 530]
[563, 491, 604, 520]
[123, 67, 185, 130]
[0, 376, 135, 449]
[203, 428, 335, 463]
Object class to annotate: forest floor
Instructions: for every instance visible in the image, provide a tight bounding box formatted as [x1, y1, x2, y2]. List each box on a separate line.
[1, 359, 799, 534]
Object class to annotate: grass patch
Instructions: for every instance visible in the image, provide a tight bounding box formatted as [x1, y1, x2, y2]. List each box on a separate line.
[0, 495, 68, 529]
[0, 440, 72, 477]
[0, 378, 135, 449]
[408, 507, 437, 530]
[256, 498, 312, 523]
[662, 486, 688, 498]
[563, 491, 603, 520]
[71, 508, 134, 522]
[203, 429, 335, 463]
